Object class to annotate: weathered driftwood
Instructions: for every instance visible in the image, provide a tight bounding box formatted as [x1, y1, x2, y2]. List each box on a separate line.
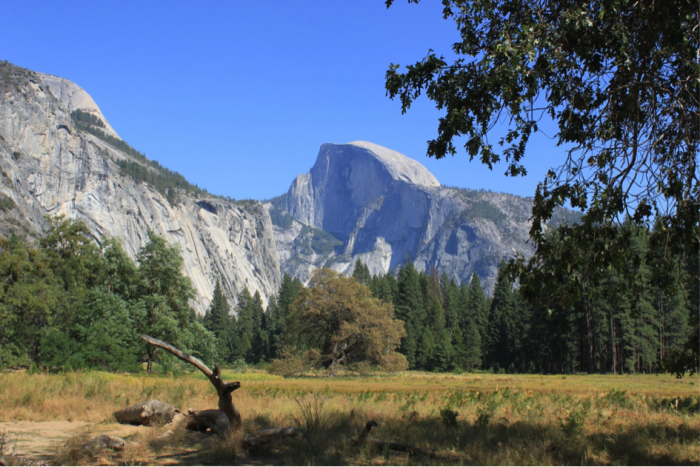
[185, 408, 231, 436]
[81, 435, 136, 453]
[155, 429, 176, 443]
[113, 399, 179, 426]
[139, 334, 313, 450]
[139, 334, 242, 430]
[351, 420, 465, 460]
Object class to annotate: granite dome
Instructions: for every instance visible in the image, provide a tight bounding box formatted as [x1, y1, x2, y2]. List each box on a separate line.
[345, 141, 440, 189]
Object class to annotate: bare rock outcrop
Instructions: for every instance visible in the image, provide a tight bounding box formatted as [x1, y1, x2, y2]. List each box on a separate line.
[0, 61, 280, 312]
[269, 141, 539, 293]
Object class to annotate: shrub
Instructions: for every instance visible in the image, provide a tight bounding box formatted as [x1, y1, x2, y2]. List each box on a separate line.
[268, 347, 321, 377]
[440, 406, 459, 427]
[0, 195, 16, 212]
[561, 409, 586, 438]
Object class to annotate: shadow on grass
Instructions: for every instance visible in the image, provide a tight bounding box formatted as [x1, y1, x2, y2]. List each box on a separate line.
[74, 414, 696, 466]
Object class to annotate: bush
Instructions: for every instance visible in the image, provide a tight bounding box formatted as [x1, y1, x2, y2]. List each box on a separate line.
[0, 195, 16, 212]
[268, 347, 321, 377]
[561, 409, 586, 438]
[440, 406, 459, 427]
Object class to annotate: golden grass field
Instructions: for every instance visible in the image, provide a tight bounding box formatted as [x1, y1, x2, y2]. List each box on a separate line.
[0, 370, 698, 465]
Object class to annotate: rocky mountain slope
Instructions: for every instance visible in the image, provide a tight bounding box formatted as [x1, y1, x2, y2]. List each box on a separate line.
[266, 141, 560, 294]
[1, 61, 575, 305]
[0, 61, 280, 313]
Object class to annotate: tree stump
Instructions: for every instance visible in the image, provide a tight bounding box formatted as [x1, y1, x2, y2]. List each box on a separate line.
[185, 409, 231, 436]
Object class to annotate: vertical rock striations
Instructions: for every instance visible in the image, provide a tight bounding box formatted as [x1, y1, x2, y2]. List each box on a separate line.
[0, 61, 280, 313]
[270, 141, 538, 294]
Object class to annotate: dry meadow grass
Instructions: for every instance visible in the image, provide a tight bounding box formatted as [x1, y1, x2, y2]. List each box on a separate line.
[0, 370, 697, 465]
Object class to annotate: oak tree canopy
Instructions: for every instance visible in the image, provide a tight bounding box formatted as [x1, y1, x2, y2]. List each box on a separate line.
[385, 0, 699, 293]
[286, 268, 408, 375]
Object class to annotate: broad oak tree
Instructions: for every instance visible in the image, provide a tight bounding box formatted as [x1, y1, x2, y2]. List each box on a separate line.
[286, 268, 407, 375]
[386, 0, 699, 374]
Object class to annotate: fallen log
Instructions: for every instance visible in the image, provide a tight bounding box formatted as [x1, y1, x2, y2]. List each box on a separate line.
[351, 420, 466, 460]
[113, 399, 179, 426]
[139, 334, 313, 451]
[81, 435, 137, 453]
[139, 334, 242, 430]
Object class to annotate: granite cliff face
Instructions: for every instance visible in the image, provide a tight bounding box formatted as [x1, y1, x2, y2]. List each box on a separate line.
[268, 141, 537, 294]
[1, 60, 567, 303]
[0, 62, 280, 313]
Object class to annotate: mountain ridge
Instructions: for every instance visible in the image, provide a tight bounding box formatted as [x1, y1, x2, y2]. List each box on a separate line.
[0, 61, 280, 314]
[267, 142, 547, 294]
[1, 61, 575, 304]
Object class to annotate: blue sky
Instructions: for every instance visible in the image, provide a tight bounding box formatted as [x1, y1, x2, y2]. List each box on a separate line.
[2, 0, 564, 201]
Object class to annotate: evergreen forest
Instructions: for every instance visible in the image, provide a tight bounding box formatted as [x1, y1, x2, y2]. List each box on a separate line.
[0, 216, 696, 377]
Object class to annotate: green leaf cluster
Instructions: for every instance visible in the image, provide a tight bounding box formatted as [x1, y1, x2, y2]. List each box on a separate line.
[0, 216, 217, 372]
[386, 0, 699, 363]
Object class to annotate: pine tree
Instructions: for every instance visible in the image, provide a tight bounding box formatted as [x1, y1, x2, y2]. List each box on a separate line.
[442, 276, 460, 332]
[461, 316, 482, 371]
[135, 232, 196, 372]
[425, 267, 445, 335]
[236, 287, 254, 361]
[270, 274, 301, 358]
[416, 327, 435, 370]
[203, 280, 229, 338]
[383, 272, 398, 304]
[395, 261, 425, 368]
[486, 264, 518, 371]
[433, 329, 455, 372]
[451, 325, 468, 370]
[203, 279, 234, 362]
[265, 295, 280, 359]
[352, 258, 371, 285]
[463, 274, 489, 344]
[248, 291, 267, 363]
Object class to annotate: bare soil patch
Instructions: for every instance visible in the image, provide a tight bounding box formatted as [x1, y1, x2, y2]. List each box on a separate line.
[0, 421, 148, 464]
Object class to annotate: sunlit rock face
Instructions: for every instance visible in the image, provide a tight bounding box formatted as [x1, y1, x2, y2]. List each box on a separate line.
[0, 63, 280, 313]
[271, 141, 536, 294]
[0, 60, 545, 302]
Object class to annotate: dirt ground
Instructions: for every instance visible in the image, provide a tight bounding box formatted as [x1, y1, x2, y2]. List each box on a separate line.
[0, 421, 149, 464]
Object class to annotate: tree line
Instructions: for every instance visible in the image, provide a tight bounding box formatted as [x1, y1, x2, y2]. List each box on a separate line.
[202, 220, 695, 376]
[1, 216, 695, 376]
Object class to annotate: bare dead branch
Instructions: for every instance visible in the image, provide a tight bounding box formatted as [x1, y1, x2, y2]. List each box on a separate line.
[139, 334, 242, 430]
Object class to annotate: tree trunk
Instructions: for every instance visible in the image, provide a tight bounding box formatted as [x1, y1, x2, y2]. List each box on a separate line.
[139, 334, 242, 430]
[139, 334, 311, 449]
[586, 298, 594, 374]
[185, 409, 231, 436]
